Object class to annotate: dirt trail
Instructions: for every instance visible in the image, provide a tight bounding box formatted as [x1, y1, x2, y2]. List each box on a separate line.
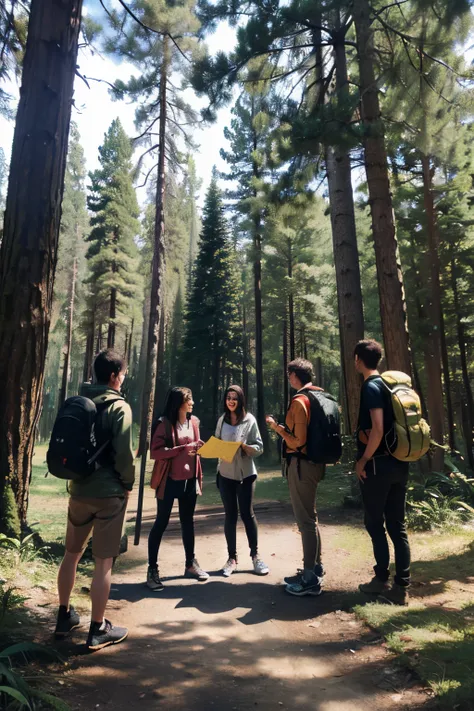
[54, 490, 430, 711]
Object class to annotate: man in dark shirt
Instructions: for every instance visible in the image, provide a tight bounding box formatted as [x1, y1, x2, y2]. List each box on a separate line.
[354, 339, 411, 605]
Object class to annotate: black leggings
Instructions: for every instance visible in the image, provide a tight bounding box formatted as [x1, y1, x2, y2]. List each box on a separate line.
[148, 477, 197, 569]
[217, 473, 258, 559]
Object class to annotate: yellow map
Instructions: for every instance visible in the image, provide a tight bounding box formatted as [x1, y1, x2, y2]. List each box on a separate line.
[197, 436, 242, 463]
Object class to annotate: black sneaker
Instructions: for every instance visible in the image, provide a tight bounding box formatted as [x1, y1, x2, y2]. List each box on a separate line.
[86, 619, 128, 651]
[284, 564, 325, 586]
[146, 566, 164, 591]
[285, 574, 322, 597]
[54, 605, 80, 639]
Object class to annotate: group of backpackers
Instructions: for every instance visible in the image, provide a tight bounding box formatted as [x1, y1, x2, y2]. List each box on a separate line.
[49, 338, 429, 650]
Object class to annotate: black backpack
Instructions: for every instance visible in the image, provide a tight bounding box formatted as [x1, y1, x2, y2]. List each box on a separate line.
[46, 396, 119, 480]
[296, 389, 342, 464]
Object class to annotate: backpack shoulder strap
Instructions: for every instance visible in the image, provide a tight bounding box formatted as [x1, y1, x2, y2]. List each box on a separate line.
[216, 415, 225, 439]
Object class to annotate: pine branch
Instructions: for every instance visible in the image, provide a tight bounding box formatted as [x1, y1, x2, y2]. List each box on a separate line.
[113, 0, 191, 63]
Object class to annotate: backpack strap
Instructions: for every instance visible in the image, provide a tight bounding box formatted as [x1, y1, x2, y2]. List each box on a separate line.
[216, 415, 225, 439]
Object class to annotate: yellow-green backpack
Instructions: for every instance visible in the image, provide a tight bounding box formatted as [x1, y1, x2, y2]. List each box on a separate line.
[381, 371, 431, 462]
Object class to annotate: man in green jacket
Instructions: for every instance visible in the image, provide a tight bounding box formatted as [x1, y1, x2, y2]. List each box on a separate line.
[55, 349, 135, 650]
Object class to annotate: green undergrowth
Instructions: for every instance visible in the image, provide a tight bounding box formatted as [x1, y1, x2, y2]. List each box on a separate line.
[354, 532, 474, 709]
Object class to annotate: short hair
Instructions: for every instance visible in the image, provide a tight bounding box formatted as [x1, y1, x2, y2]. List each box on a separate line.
[353, 339, 383, 369]
[93, 349, 126, 384]
[287, 358, 313, 385]
[223, 385, 247, 424]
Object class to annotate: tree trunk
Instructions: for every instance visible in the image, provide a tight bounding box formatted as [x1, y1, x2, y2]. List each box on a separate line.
[96, 323, 103, 353]
[127, 318, 134, 372]
[135, 39, 169, 543]
[0, 0, 83, 528]
[420, 154, 446, 470]
[352, 0, 411, 374]
[58, 256, 77, 409]
[421, 154, 454, 451]
[283, 318, 288, 414]
[152, 303, 166, 423]
[250, 95, 269, 453]
[253, 217, 269, 451]
[242, 302, 249, 397]
[83, 311, 95, 384]
[451, 254, 474, 470]
[107, 286, 116, 348]
[287, 238, 295, 361]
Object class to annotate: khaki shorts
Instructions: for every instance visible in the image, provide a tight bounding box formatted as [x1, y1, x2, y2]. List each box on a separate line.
[65, 496, 127, 559]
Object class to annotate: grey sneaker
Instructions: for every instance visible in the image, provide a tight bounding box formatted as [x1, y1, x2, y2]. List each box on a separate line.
[87, 619, 128, 651]
[222, 558, 237, 577]
[359, 575, 390, 595]
[252, 556, 269, 576]
[184, 559, 209, 581]
[147, 566, 164, 592]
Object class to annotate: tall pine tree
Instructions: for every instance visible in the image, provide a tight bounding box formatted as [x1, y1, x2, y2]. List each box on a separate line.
[181, 171, 241, 429]
[83, 118, 142, 363]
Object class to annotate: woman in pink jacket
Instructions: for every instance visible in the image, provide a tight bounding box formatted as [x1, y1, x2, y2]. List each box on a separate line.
[146, 387, 208, 591]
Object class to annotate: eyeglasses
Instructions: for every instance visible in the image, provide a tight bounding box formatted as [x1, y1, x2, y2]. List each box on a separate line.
[226, 396, 239, 402]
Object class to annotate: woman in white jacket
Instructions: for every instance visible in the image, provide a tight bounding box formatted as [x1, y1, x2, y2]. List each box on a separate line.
[215, 385, 270, 577]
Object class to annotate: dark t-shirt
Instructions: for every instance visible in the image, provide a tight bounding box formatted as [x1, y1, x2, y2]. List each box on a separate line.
[357, 376, 392, 457]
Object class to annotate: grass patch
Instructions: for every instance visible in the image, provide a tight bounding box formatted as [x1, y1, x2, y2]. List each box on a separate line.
[355, 601, 474, 707]
[199, 462, 351, 508]
[354, 533, 474, 709]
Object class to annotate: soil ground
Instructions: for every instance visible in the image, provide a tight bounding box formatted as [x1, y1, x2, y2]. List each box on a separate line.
[42, 486, 434, 711]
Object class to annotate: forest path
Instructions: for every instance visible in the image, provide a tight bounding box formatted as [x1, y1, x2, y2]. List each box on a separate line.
[57, 492, 430, 711]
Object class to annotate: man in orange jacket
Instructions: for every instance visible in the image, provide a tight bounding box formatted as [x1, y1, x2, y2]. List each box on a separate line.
[266, 358, 325, 596]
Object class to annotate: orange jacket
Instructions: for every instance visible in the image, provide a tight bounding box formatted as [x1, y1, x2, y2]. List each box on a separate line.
[276, 385, 323, 454]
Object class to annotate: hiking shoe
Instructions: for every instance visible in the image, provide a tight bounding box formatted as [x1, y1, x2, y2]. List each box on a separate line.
[285, 574, 322, 597]
[284, 569, 303, 585]
[378, 583, 409, 606]
[87, 619, 128, 651]
[146, 566, 164, 592]
[284, 564, 324, 586]
[359, 576, 390, 595]
[54, 605, 80, 639]
[184, 559, 209, 581]
[252, 556, 269, 576]
[222, 558, 237, 577]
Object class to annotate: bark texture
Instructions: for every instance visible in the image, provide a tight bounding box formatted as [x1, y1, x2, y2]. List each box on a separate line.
[0, 0, 83, 527]
[353, 0, 411, 374]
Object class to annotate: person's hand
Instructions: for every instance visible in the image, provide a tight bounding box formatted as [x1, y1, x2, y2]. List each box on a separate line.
[241, 443, 254, 456]
[265, 415, 277, 430]
[185, 442, 199, 456]
[355, 457, 368, 482]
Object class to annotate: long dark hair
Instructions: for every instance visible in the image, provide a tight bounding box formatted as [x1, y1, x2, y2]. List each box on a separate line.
[162, 386, 193, 428]
[223, 385, 247, 424]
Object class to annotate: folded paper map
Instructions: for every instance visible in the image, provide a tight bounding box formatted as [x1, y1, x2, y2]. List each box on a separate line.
[197, 436, 242, 463]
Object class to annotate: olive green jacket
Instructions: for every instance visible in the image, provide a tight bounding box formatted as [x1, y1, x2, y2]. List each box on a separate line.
[69, 386, 135, 498]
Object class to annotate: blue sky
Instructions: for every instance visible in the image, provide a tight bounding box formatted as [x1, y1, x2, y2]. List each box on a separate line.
[0, 0, 237, 209]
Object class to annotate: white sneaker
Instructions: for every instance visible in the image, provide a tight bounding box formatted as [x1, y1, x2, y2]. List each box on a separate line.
[252, 556, 270, 576]
[184, 559, 209, 581]
[222, 558, 237, 577]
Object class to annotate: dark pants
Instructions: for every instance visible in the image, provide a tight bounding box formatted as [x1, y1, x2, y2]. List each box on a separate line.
[359, 456, 411, 587]
[148, 477, 197, 569]
[217, 474, 258, 559]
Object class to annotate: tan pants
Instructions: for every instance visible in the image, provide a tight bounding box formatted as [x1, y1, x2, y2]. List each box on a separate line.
[287, 457, 325, 570]
[65, 496, 127, 559]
